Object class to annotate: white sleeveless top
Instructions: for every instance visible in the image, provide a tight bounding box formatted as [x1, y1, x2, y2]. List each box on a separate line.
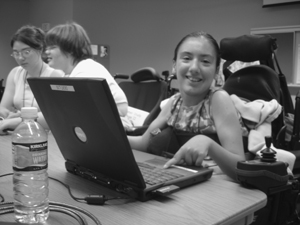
[13, 64, 55, 111]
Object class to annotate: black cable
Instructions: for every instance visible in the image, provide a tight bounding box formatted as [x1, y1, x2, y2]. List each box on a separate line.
[0, 172, 107, 224]
[49, 176, 86, 203]
[0, 201, 102, 225]
[0, 172, 129, 205]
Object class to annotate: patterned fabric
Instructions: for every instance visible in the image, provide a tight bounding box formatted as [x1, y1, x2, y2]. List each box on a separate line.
[167, 89, 218, 134]
[167, 89, 248, 136]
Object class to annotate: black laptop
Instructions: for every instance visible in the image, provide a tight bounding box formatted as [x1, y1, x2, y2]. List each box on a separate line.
[28, 77, 213, 201]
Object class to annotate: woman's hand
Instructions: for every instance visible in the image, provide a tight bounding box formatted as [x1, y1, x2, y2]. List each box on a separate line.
[7, 111, 21, 119]
[0, 117, 22, 135]
[164, 135, 211, 168]
[0, 119, 9, 135]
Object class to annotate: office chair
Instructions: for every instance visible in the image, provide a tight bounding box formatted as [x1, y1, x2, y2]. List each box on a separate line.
[114, 67, 168, 135]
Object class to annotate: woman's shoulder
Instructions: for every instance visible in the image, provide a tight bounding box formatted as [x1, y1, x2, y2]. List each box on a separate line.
[8, 66, 25, 82]
[43, 64, 64, 77]
[77, 58, 104, 69]
[9, 66, 23, 75]
[72, 59, 111, 78]
[210, 88, 229, 100]
[210, 89, 236, 112]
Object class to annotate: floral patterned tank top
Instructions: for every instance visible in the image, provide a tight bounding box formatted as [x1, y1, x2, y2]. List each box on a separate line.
[167, 89, 219, 134]
[167, 89, 248, 136]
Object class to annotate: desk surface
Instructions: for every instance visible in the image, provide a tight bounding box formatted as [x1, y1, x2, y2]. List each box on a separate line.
[0, 134, 267, 225]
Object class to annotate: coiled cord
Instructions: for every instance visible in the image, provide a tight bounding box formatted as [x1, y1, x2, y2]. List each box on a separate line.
[0, 201, 102, 225]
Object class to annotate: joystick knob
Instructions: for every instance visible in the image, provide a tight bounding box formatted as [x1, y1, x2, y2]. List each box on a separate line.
[260, 136, 276, 162]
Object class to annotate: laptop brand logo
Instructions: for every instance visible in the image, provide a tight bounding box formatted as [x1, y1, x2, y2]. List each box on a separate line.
[74, 127, 87, 143]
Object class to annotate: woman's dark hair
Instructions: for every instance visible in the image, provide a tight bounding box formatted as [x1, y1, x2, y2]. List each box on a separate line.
[173, 31, 221, 69]
[10, 25, 45, 51]
[45, 22, 92, 65]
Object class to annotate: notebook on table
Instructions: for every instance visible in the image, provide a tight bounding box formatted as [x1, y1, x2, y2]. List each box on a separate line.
[28, 77, 213, 201]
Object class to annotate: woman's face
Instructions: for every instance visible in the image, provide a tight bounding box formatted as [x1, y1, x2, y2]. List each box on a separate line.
[12, 41, 41, 70]
[45, 46, 69, 73]
[173, 36, 218, 100]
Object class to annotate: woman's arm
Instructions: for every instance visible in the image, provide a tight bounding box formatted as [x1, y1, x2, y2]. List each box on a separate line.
[128, 99, 172, 151]
[210, 90, 245, 178]
[0, 117, 21, 134]
[0, 68, 18, 117]
[0, 111, 49, 134]
[36, 112, 49, 130]
[117, 102, 128, 117]
[164, 91, 245, 181]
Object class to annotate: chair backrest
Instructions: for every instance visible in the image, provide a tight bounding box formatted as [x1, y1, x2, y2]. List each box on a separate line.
[118, 67, 168, 126]
[223, 65, 284, 144]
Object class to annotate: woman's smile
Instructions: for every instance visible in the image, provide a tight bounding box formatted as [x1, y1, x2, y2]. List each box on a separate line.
[186, 75, 203, 83]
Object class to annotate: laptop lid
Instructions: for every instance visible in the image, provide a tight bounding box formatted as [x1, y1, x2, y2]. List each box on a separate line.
[28, 77, 213, 201]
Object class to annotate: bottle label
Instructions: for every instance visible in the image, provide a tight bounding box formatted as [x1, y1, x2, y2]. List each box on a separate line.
[12, 141, 48, 171]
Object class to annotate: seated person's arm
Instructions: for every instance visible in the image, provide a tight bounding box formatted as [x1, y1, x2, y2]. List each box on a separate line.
[0, 117, 21, 133]
[164, 91, 245, 181]
[128, 99, 172, 151]
[0, 106, 10, 119]
[209, 90, 245, 179]
[36, 112, 49, 130]
[0, 68, 17, 118]
[0, 111, 49, 134]
[117, 102, 128, 117]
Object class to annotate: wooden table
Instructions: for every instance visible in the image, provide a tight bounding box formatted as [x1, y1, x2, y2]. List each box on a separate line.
[0, 133, 267, 225]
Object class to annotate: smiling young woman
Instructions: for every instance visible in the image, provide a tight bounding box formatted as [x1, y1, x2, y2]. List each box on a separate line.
[128, 31, 245, 181]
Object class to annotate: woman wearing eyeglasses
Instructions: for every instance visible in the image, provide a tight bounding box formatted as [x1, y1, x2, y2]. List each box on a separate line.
[0, 25, 63, 134]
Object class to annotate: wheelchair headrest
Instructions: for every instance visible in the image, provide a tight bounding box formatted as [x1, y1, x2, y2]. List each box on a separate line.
[131, 67, 161, 83]
[220, 35, 277, 62]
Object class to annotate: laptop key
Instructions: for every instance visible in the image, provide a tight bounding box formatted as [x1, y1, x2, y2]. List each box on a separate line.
[138, 163, 184, 185]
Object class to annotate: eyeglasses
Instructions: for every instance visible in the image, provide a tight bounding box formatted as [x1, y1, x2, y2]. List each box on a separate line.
[11, 48, 32, 58]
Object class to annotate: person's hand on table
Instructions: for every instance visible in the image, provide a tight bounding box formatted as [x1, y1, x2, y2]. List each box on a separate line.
[164, 135, 210, 168]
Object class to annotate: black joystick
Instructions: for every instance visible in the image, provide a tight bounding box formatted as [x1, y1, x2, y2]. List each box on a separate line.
[260, 136, 276, 163]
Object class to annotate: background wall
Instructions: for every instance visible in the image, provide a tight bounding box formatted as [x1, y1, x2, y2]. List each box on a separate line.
[0, 0, 30, 83]
[1, 0, 300, 82]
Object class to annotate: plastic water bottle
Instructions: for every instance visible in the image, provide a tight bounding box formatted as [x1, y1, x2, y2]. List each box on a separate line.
[12, 107, 49, 223]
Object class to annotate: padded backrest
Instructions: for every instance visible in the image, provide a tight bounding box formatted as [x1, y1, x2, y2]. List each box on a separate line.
[223, 65, 281, 102]
[119, 81, 167, 112]
[223, 65, 284, 146]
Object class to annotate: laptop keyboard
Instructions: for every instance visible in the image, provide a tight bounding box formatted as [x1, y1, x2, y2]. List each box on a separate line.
[137, 162, 184, 185]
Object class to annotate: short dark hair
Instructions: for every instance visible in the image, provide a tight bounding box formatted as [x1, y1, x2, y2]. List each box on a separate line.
[173, 31, 220, 69]
[45, 22, 92, 65]
[10, 25, 45, 51]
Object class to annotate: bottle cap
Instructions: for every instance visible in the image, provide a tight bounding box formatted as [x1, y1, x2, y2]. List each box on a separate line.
[21, 107, 38, 119]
